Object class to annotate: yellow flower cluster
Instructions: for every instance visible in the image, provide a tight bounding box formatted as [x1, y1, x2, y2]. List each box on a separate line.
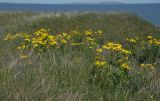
[121, 63, 130, 70]
[96, 48, 103, 54]
[102, 42, 132, 54]
[6, 28, 148, 71]
[4, 28, 104, 51]
[147, 35, 160, 45]
[126, 35, 160, 46]
[94, 53, 107, 68]
[4, 33, 30, 40]
[95, 61, 107, 67]
[126, 37, 138, 43]
[84, 30, 92, 36]
[94, 42, 131, 70]
[140, 63, 154, 70]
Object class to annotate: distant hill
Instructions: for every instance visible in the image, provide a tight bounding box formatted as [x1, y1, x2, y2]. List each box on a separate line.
[100, 2, 125, 4]
[0, 0, 124, 4]
[0, 2, 9, 3]
[65, 2, 125, 4]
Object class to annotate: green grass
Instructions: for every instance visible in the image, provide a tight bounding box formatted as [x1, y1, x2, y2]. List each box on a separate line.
[0, 11, 160, 101]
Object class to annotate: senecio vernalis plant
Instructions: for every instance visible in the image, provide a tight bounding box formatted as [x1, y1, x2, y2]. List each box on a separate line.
[4, 28, 158, 69]
[4, 28, 132, 69]
[4, 28, 103, 51]
[4, 28, 158, 89]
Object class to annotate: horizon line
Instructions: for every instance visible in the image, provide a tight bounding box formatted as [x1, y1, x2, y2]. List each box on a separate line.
[0, 2, 160, 5]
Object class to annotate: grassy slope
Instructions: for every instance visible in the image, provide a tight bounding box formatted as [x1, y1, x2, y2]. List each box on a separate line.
[0, 12, 160, 101]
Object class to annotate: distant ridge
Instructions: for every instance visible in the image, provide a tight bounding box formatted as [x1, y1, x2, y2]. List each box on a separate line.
[100, 2, 125, 4]
[0, 1, 122, 4]
[0, 1, 125, 5]
[0, 2, 9, 3]
[65, 1, 125, 4]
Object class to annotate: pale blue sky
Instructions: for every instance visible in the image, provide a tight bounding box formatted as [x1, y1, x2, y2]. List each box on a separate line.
[0, 0, 160, 4]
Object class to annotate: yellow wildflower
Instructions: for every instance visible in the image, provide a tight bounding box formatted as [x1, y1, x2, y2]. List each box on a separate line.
[95, 61, 107, 67]
[148, 40, 153, 44]
[71, 30, 78, 35]
[147, 35, 152, 39]
[85, 30, 92, 36]
[61, 39, 67, 44]
[126, 38, 137, 43]
[17, 46, 21, 50]
[89, 46, 94, 49]
[86, 37, 94, 42]
[97, 30, 103, 36]
[66, 35, 71, 40]
[62, 33, 68, 37]
[140, 63, 154, 70]
[118, 59, 123, 63]
[96, 48, 103, 53]
[124, 56, 129, 60]
[155, 40, 160, 45]
[140, 63, 145, 67]
[50, 41, 57, 46]
[33, 44, 38, 48]
[121, 63, 130, 70]
[21, 45, 26, 49]
[121, 49, 132, 54]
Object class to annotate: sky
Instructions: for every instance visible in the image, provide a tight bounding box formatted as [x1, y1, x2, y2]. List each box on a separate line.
[0, 0, 160, 4]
